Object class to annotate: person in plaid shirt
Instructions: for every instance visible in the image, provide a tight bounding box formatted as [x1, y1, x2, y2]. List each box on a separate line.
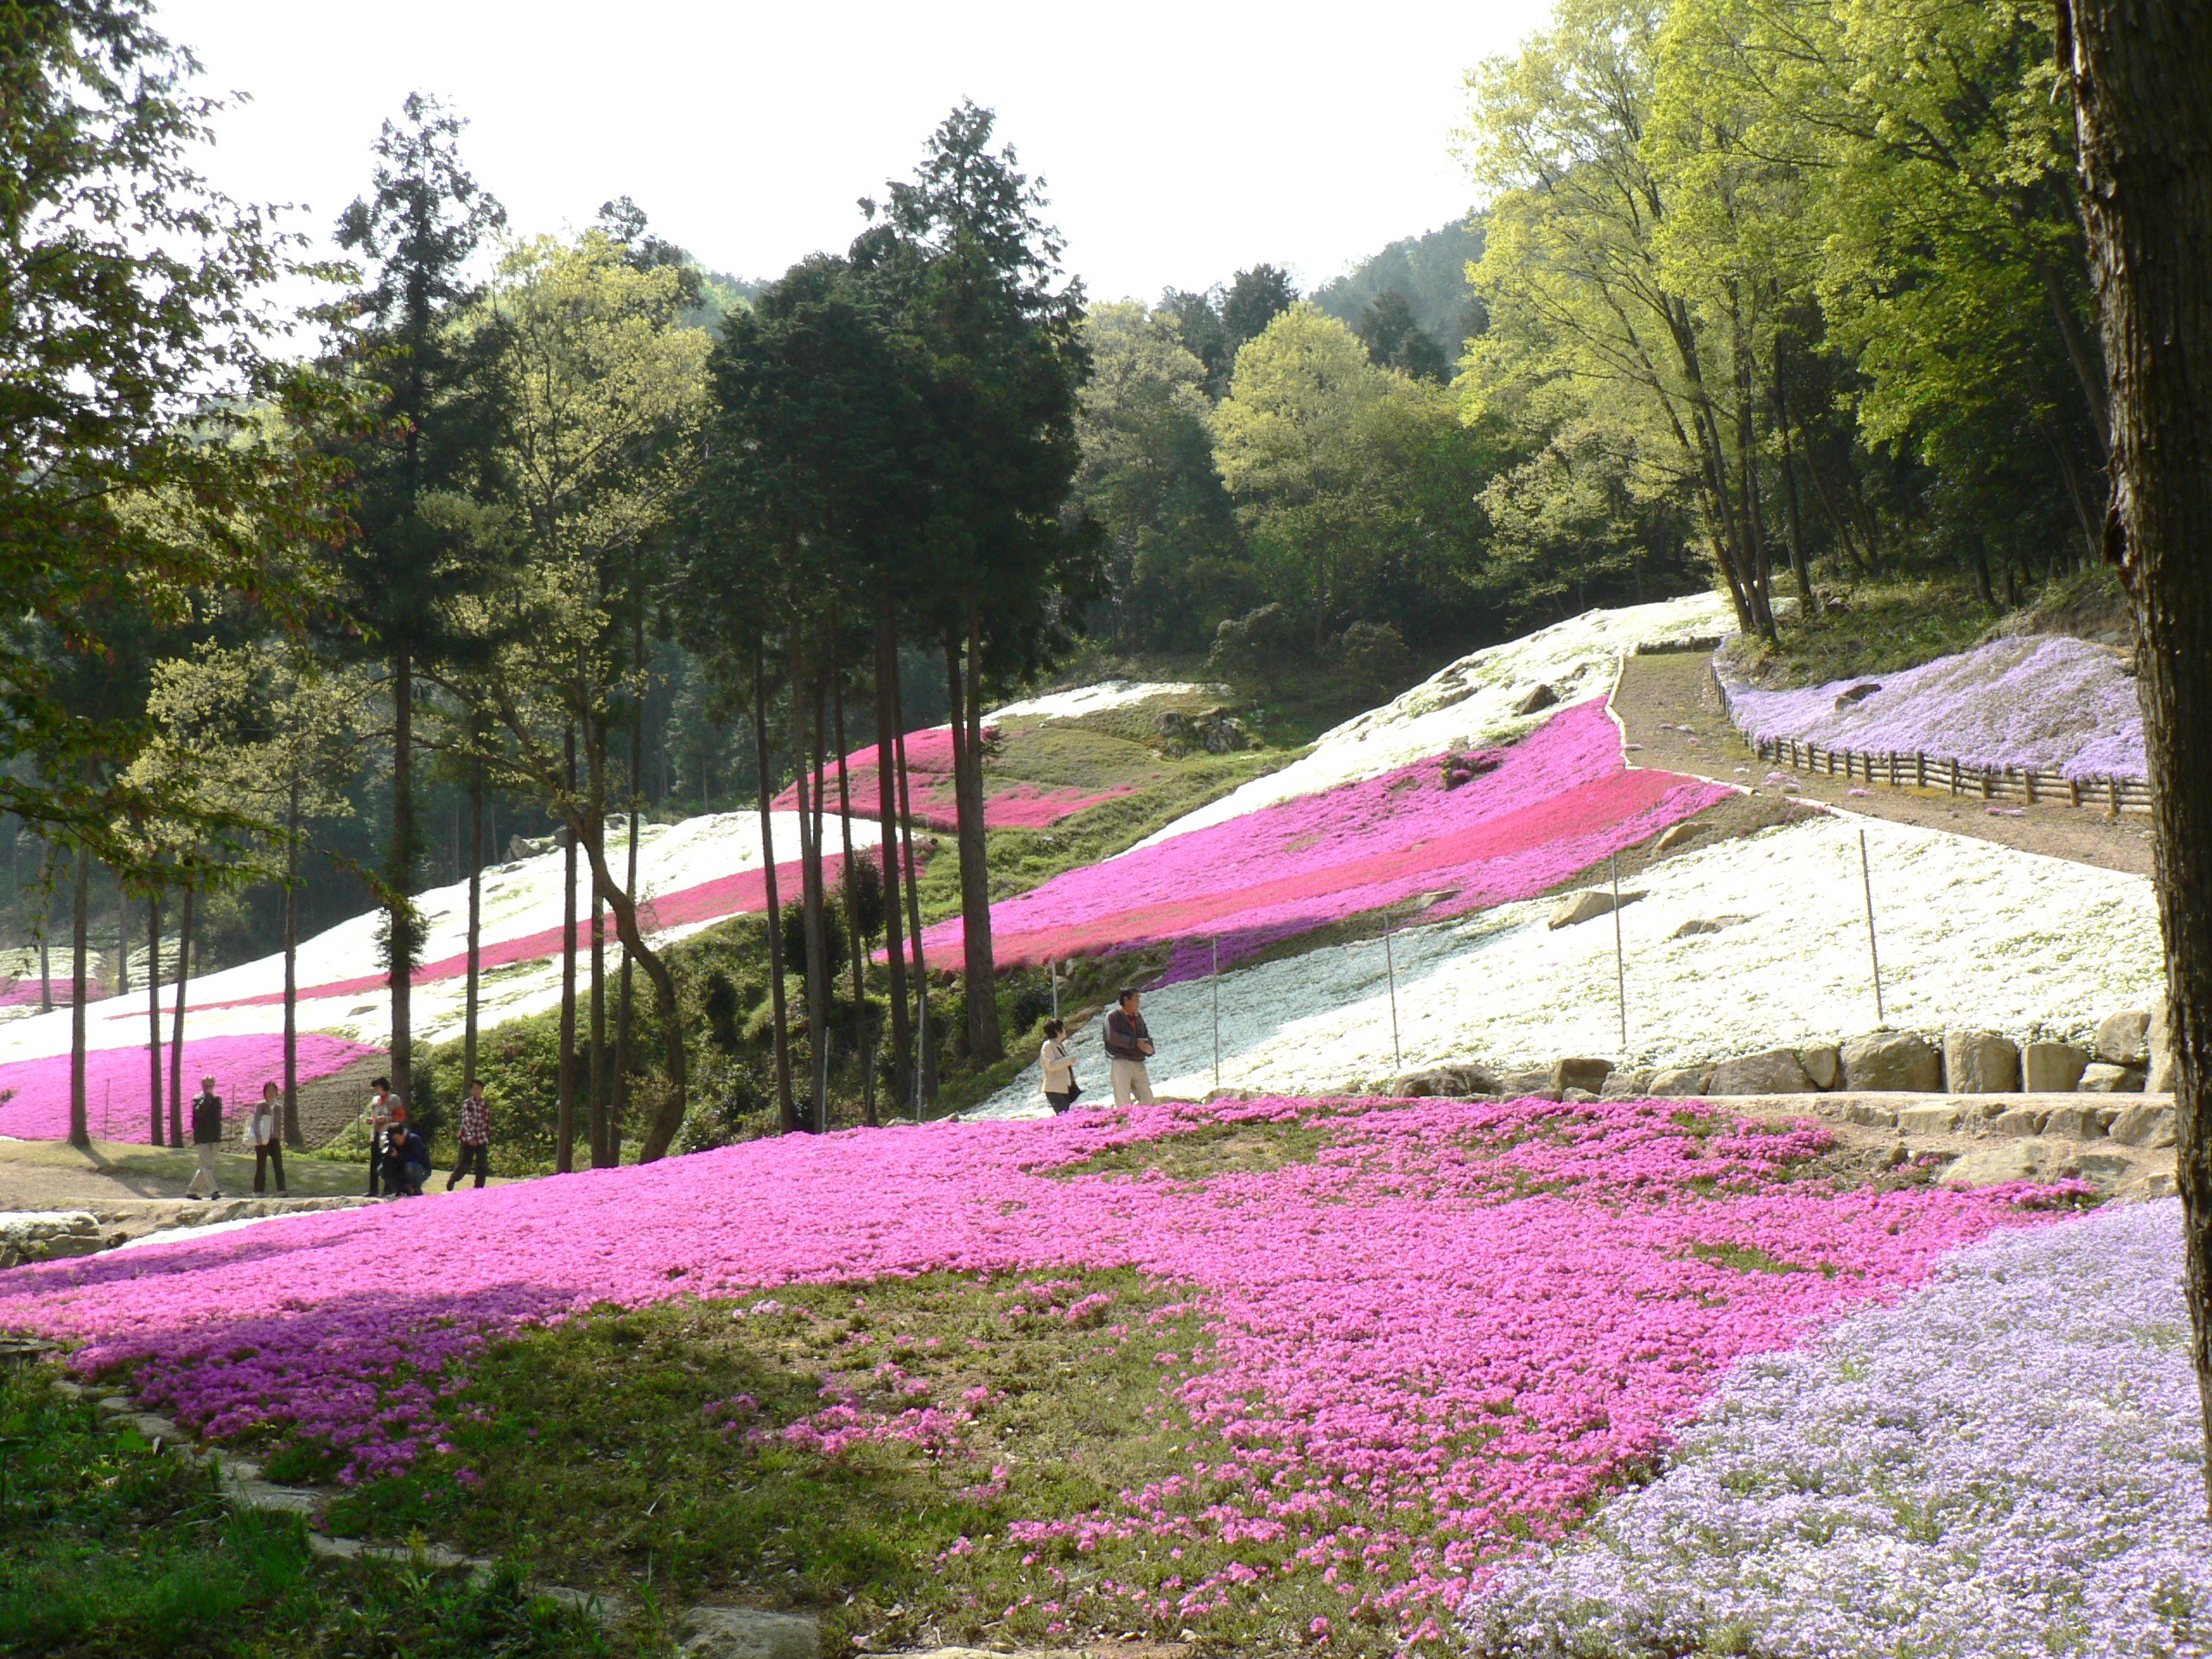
[446, 1077, 492, 1191]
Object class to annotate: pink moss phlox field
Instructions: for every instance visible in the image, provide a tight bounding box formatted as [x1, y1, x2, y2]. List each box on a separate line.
[0, 975, 102, 1007]
[925, 699, 1728, 976]
[773, 725, 1135, 832]
[0, 1093, 2068, 1627]
[1720, 633, 2145, 781]
[0, 1032, 379, 1141]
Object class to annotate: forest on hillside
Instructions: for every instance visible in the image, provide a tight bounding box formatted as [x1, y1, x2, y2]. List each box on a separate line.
[3, 0, 2113, 1157]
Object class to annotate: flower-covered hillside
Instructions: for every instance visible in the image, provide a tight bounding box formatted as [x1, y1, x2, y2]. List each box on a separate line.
[0, 1091, 2073, 1651]
[979, 810, 2162, 1111]
[923, 698, 1727, 978]
[1720, 632, 2145, 781]
[1139, 592, 1734, 849]
[0, 809, 874, 1141]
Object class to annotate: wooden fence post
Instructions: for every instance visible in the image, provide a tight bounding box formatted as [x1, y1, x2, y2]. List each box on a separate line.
[1916, 751, 1928, 789]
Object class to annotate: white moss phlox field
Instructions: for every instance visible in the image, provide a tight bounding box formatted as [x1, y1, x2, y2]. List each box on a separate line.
[976, 810, 2161, 1114]
[1135, 593, 1735, 849]
[986, 679, 1223, 723]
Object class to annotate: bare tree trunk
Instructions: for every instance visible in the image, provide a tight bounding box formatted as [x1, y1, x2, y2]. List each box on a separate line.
[615, 601, 643, 1151]
[790, 641, 831, 1131]
[588, 715, 611, 1166]
[146, 883, 162, 1145]
[113, 868, 128, 998]
[753, 648, 796, 1134]
[389, 647, 416, 1108]
[893, 713, 933, 1112]
[833, 658, 876, 1128]
[283, 778, 302, 1148]
[873, 608, 912, 1108]
[557, 725, 578, 1174]
[68, 843, 89, 1147]
[2060, 0, 2212, 1503]
[168, 880, 193, 1148]
[464, 760, 482, 1102]
[946, 623, 1002, 1064]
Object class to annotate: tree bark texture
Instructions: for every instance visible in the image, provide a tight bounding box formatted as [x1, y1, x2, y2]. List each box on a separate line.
[146, 887, 162, 1146]
[557, 724, 578, 1174]
[947, 626, 1002, 1064]
[588, 715, 611, 1166]
[791, 644, 831, 1130]
[832, 662, 876, 1128]
[872, 608, 912, 1109]
[284, 779, 302, 1148]
[754, 649, 797, 1135]
[168, 882, 192, 1147]
[893, 715, 934, 1113]
[2059, 0, 2212, 1503]
[465, 762, 482, 1102]
[68, 844, 88, 1147]
[389, 648, 416, 1108]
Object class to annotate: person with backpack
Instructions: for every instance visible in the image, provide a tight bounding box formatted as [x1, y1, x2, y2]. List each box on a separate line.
[1103, 988, 1156, 1106]
[1039, 1020, 1081, 1114]
[185, 1075, 225, 1200]
[246, 1080, 286, 1196]
[447, 1077, 491, 1190]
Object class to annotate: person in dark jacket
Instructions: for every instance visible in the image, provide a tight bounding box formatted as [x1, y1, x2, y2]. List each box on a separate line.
[382, 1122, 431, 1197]
[186, 1075, 225, 1200]
[1103, 988, 1156, 1106]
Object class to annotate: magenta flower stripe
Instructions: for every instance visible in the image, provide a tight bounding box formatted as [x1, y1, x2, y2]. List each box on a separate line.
[0, 1093, 2071, 1630]
[924, 698, 1728, 975]
[773, 725, 1137, 832]
[0, 1032, 380, 1141]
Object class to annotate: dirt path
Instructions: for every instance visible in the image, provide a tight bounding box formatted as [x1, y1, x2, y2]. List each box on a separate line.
[1613, 649, 2157, 878]
[0, 1135, 514, 1217]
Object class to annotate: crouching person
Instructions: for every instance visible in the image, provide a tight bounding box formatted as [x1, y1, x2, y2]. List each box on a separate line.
[384, 1122, 431, 1197]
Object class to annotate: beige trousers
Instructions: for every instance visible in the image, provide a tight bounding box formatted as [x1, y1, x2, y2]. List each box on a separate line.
[1109, 1057, 1154, 1106]
[186, 1143, 220, 1198]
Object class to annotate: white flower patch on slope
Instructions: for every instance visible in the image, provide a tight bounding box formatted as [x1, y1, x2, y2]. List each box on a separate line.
[1133, 592, 1736, 849]
[0, 809, 876, 1067]
[986, 679, 1224, 722]
[970, 810, 2159, 1116]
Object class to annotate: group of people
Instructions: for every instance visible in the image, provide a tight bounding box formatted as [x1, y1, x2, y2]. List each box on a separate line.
[1037, 985, 1157, 1112]
[177, 1073, 494, 1202]
[362, 1076, 493, 1197]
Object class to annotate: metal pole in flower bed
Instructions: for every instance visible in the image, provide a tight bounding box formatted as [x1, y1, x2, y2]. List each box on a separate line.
[1211, 938, 1221, 1096]
[1383, 927, 1402, 1071]
[1049, 958, 1058, 1024]
[1859, 829, 1885, 1024]
[1611, 853, 1628, 1051]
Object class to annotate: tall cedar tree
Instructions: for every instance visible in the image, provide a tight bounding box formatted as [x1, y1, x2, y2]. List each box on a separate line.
[861, 102, 1101, 1065]
[2057, 0, 2212, 1498]
[321, 94, 505, 1109]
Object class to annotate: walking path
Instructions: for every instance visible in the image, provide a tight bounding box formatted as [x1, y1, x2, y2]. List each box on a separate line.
[1613, 649, 2157, 877]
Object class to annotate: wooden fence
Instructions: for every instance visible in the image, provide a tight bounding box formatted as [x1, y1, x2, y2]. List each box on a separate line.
[1747, 733, 2153, 816]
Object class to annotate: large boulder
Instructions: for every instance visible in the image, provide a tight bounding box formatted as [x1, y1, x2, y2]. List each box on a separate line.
[1709, 1047, 1815, 1095]
[1654, 822, 1702, 856]
[1798, 1043, 1843, 1090]
[1993, 1105, 2048, 1136]
[1897, 1103, 1964, 1135]
[2042, 1103, 2113, 1140]
[2148, 1004, 2176, 1093]
[1671, 913, 1750, 939]
[2108, 1103, 2177, 1148]
[2021, 1040, 2089, 1094]
[1599, 1068, 1656, 1100]
[1942, 1029, 2019, 1093]
[676, 1606, 818, 1659]
[1513, 683, 1560, 715]
[1384, 1062, 1501, 1099]
[1647, 1065, 1712, 1097]
[2080, 1062, 2145, 1094]
[2094, 1009, 2152, 1067]
[1840, 1101, 1897, 1128]
[1551, 1057, 1615, 1095]
[1840, 1030, 1942, 1092]
[1498, 1068, 1559, 1100]
[1938, 1141, 2046, 1188]
[0, 1211, 105, 1269]
[1548, 888, 1641, 930]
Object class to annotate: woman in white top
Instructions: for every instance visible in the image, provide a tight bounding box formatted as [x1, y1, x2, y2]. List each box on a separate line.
[1039, 1019, 1079, 1114]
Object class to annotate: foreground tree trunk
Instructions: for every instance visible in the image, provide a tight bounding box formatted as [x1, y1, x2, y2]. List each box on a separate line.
[464, 761, 482, 1103]
[833, 664, 875, 1128]
[146, 885, 162, 1145]
[614, 604, 644, 1150]
[283, 779, 303, 1149]
[168, 880, 194, 1148]
[68, 844, 89, 1148]
[588, 716, 611, 1166]
[944, 626, 1003, 1064]
[2059, 0, 2212, 1499]
[753, 648, 797, 1134]
[389, 647, 416, 1108]
[791, 642, 831, 1130]
[557, 724, 579, 1174]
[893, 715, 934, 1114]
[873, 607, 912, 1107]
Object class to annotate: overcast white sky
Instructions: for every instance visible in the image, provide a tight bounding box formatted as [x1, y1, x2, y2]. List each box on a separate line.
[155, 0, 1551, 305]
